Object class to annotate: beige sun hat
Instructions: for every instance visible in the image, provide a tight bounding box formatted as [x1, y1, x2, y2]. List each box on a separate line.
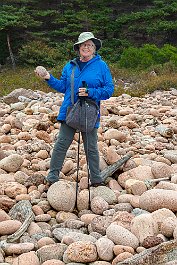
[73, 32, 102, 51]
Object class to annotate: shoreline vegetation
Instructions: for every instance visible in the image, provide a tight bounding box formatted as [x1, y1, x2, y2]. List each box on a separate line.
[1, 61, 177, 98]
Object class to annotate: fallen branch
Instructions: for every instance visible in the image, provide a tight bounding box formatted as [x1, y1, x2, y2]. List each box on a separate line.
[117, 239, 177, 265]
[6, 211, 34, 243]
[3, 200, 35, 244]
[144, 177, 171, 189]
[101, 153, 133, 182]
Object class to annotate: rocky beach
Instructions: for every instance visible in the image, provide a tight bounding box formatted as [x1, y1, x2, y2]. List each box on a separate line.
[1, 87, 177, 265]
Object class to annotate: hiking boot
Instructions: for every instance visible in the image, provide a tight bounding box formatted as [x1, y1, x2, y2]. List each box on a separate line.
[43, 173, 59, 192]
[90, 182, 105, 187]
[44, 171, 59, 186]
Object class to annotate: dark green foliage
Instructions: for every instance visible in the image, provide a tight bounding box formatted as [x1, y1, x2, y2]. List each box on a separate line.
[119, 44, 177, 69]
[0, 2, 41, 64]
[0, 32, 9, 64]
[99, 38, 131, 63]
[18, 40, 71, 67]
[0, 0, 177, 68]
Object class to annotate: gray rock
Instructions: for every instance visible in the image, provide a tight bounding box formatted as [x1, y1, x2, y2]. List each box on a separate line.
[162, 150, 177, 163]
[36, 243, 67, 263]
[90, 216, 113, 235]
[3, 88, 40, 104]
[52, 228, 84, 241]
[92, 186, 117, 204]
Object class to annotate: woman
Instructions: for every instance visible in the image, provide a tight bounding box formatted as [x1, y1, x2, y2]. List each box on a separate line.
[35, 32, 114, 186]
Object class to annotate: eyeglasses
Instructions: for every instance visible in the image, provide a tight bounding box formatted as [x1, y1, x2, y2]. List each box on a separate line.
[80, 43, 94, 48]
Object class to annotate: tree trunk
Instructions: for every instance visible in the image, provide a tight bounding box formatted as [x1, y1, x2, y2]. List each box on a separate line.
[7, 33, 16, 70]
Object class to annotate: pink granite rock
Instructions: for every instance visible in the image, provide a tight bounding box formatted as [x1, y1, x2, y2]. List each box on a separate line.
[113, 245, 135, 255]
[151, 161, 174, 179]
[118, 165, 153, 188]
[42, 260, 65, 265]
[139, 189, 177, 212]
[0, 154, 24, 172]
[131, 213, 159, 244]
[61, 160, 74, 174]
[12, 251, 40, 265]
[0, 219, 22, 235]
[0, 209, 11, 221]
[112, 252, 133, 264]
[47, 181, 76, 212]
[104, 129, 127, 142]
[96, 237, 114, 261]
[4, 182, 27, 198]
[91, 196, 109, 215]
[65, 241, 97, 263]
[106, 223, 139, 249]
[3, 242, 34, 255]
[161, 217, 177, 237]
[37, 237, 55, 248]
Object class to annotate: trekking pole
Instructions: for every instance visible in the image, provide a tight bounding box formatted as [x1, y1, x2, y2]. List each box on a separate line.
[85, 101, 91, 210]
[75, 101, 91, 211]
[75, 81, 91, 211]
[75, 131, 81, 211]
[82, 81, 91, 209]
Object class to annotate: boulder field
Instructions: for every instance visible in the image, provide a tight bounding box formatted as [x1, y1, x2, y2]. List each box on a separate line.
[1, 88, 177, 264]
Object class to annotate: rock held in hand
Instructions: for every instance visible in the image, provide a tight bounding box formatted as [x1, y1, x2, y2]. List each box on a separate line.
[35, 66, 48, 78]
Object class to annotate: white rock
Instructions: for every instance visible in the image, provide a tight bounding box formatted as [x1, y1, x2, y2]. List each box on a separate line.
[0, 154, 24, 172]
[106, 223, 139, 249]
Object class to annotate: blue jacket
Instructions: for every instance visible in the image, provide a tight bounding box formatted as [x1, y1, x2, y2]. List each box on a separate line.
[47, 54, 114, 127]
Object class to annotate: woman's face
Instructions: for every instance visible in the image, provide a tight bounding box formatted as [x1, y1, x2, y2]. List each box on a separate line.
[79, 40, 95, 61]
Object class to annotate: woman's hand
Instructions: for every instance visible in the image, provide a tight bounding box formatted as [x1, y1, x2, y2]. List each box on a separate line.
[78, 87, 89, 97]
[34, 66, 50, 80]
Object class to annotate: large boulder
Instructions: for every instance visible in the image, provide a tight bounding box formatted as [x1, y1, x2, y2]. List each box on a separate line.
[139, 189, 177, 212]
[131, 213, 159, 244]
[47, 181, 76, 212]
[3, 88, 39, 104]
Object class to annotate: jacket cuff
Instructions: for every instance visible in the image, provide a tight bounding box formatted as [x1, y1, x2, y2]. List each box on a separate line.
[88, 87, 94, 98]
[45, 74, 55, 84]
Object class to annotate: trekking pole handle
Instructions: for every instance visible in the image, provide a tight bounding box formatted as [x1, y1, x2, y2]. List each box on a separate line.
[78, 81, 88, 101]
[82, 81, 89, 93]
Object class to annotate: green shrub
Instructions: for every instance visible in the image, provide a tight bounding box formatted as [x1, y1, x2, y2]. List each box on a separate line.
[142, 44, 167, 64]
[1, 63, 177, 98]
[118, 44, 177, 69]
[148, 61, 177, 75]
[160, 44, 177, 60]
[119, 46, 154, 69]
[100, 38, 131, 63]
[18, 40, 73, 67]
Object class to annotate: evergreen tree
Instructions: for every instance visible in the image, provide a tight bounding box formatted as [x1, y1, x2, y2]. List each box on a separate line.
[0, 1, 40, 65]
[0, 0, 177, 66]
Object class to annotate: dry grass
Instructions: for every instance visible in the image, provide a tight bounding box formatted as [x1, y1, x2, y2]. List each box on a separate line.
[110, 63, 177, 97]
[0, 63, 177, 97]
[0, 66, 62, 97]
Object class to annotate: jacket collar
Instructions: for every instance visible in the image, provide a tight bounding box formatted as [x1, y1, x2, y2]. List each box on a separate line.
[70, 54, 100, 66]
